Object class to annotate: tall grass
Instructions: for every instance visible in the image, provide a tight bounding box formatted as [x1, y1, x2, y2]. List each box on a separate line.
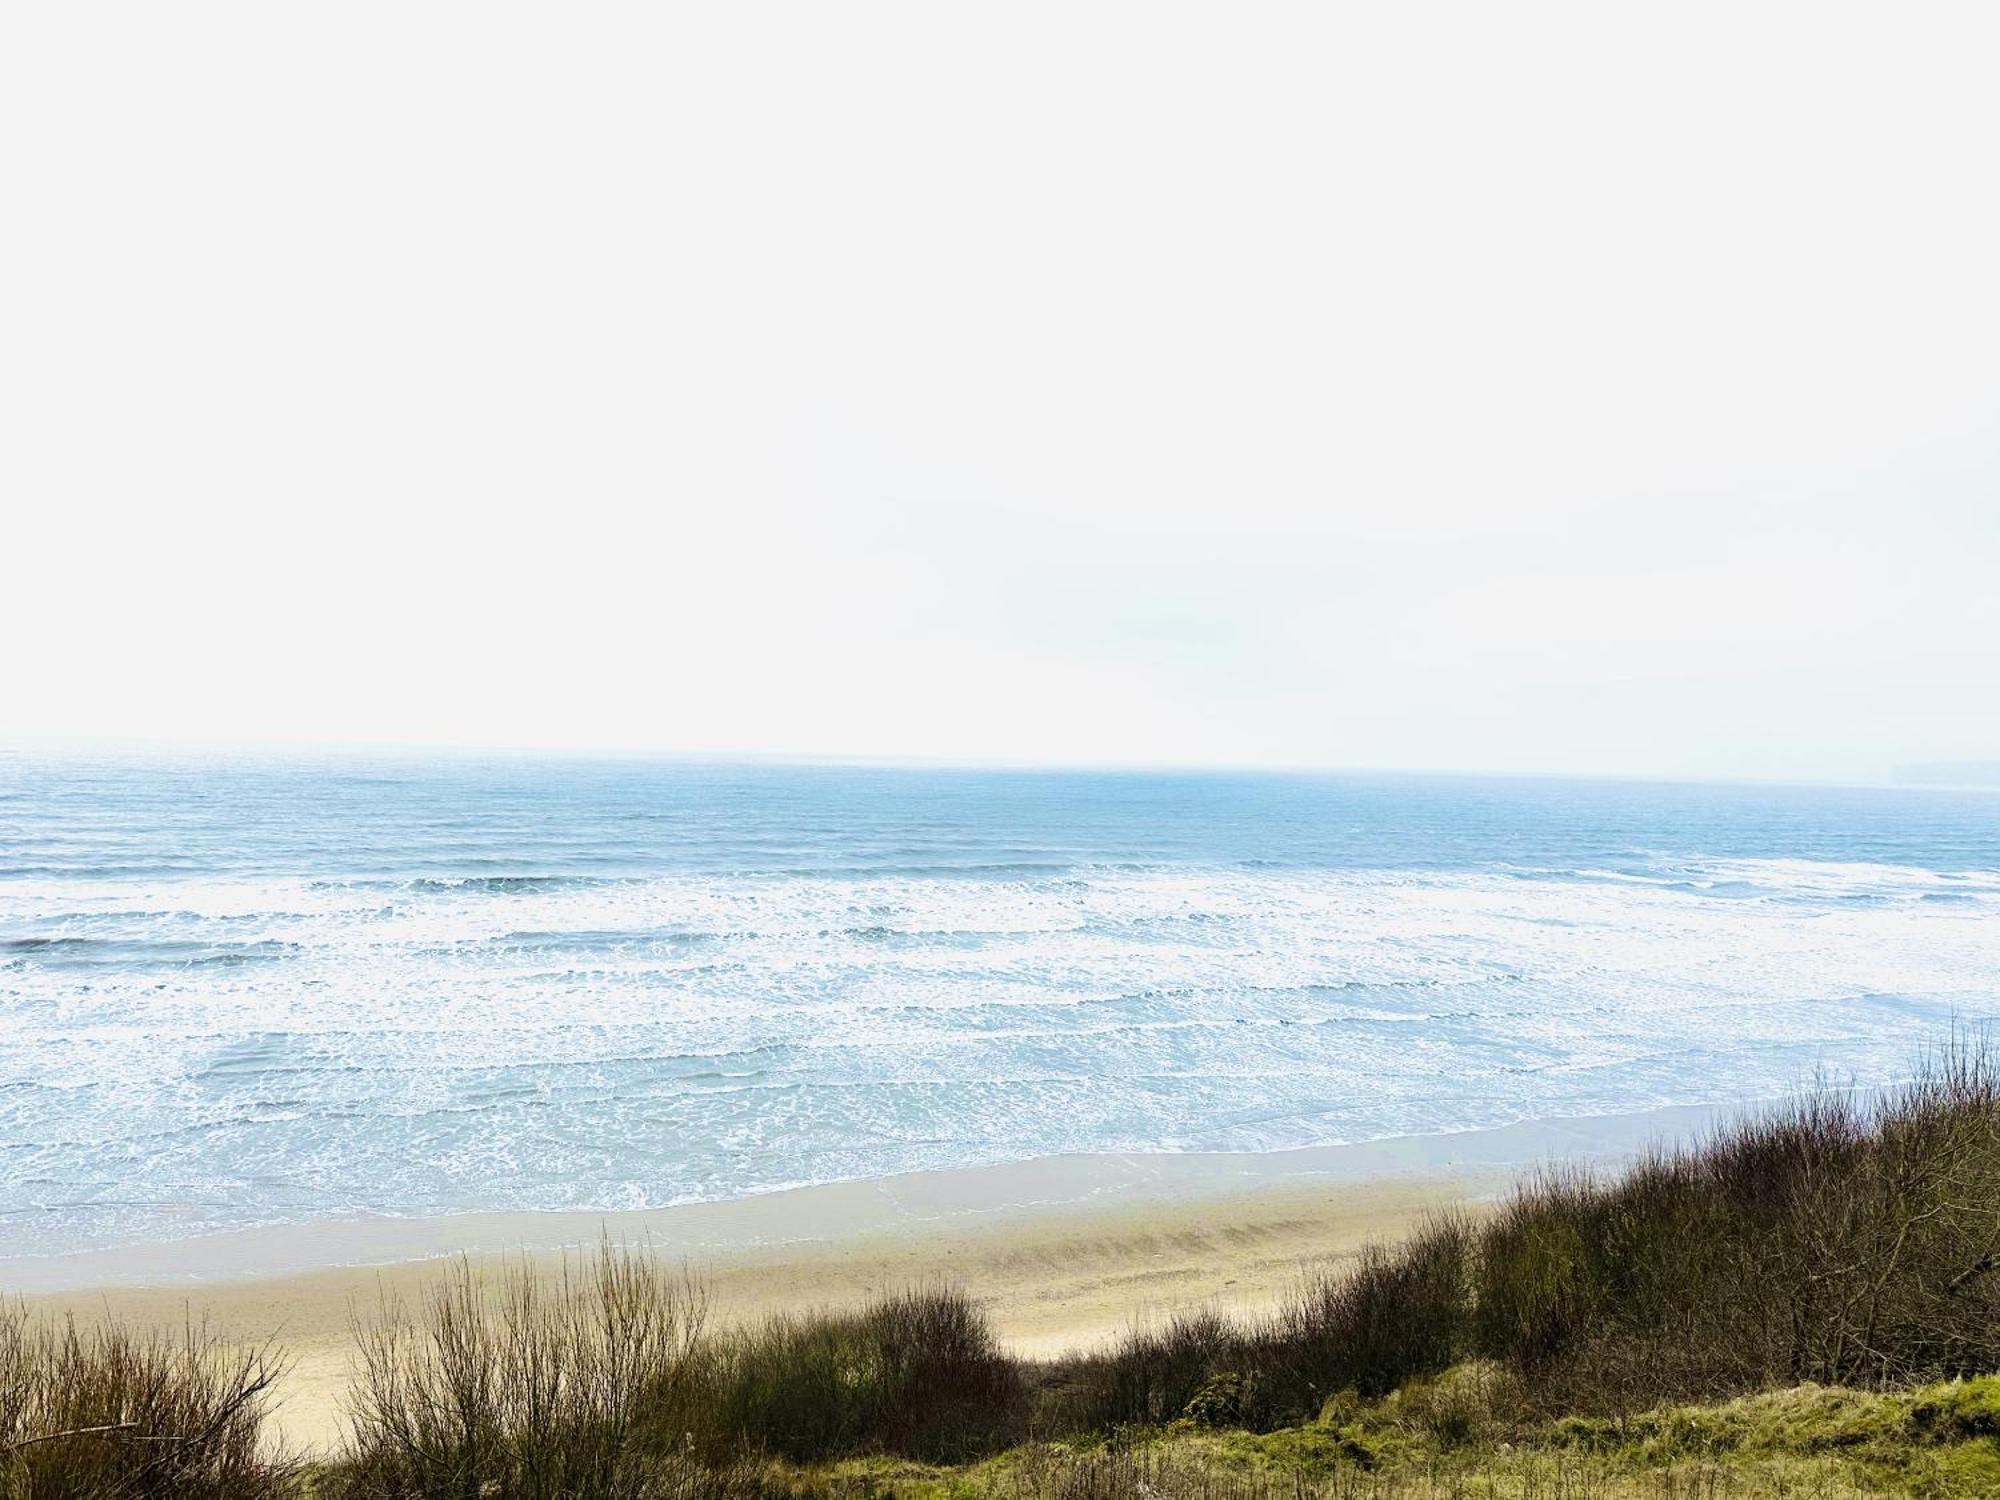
[337, 1242, 730, 1499]
[1475, 1042, 2000, 1405]
[1050, 1217, 1478, 1433]
[335, 1249, 1020, 1492]
[0, 1305, 293, 1499]
[1067, 1040, 2000, 1425]
[1045, 1309, 1241, 1431]
[701, 1284, 1026, 1462]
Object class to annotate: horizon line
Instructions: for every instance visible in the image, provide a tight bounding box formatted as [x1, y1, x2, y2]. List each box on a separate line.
[1, 732, 1976, 795]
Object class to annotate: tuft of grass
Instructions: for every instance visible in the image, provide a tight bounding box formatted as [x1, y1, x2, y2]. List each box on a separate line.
[1044, 1310, 1242, 1432]
[702, 1285, 1026, 1463]
[1052, 1216, 1477, 1433]
[336, 1240, 741, 1499]
[0, 1304, 294, 1499]
[1257, 1214, 1476, 1410]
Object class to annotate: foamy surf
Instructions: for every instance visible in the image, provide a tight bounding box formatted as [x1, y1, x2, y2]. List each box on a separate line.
[3, 755, 1997, 1260]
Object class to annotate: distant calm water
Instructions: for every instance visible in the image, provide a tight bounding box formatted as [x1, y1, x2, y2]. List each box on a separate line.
[4, 754, 1999, 1261]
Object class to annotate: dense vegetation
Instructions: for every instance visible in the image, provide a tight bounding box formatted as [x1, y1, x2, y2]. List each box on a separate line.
[0, 1308, 291, 1498]
[12, 1045, 2000, 1498]
[1049, 1041, 2000, 1432]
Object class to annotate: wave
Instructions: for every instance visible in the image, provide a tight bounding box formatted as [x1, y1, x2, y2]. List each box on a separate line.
[3, 935, 300, 969]
[4, 848, 2000, 1260]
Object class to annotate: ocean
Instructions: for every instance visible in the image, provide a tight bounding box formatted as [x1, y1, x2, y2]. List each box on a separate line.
[3, 753, 1998, 1263]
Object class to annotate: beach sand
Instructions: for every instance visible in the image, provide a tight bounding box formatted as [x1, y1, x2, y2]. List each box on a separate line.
[13, 1108, 1719, 1453]
[27, 1172, 1486, 1452]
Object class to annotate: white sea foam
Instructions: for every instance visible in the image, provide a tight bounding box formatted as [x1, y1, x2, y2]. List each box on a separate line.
[4, 852, 1999, 1256]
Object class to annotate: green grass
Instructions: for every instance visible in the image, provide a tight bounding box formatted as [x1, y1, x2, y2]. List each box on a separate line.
[763, 1371, 2000, 1499]
[699, 1285, 1025, 1464]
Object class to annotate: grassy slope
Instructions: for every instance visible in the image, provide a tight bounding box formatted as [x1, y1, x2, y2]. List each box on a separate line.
[758, 1370, 2000, 1500]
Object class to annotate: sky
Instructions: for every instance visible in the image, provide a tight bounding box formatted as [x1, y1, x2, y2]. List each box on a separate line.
[4, 4, 1997, 783]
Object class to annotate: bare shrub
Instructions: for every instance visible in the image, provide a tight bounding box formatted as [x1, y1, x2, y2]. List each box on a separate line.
[337, 1241, 733, 1499]
[1471, 1036, 2000, 1408]
[0, 1305, 293, 1499]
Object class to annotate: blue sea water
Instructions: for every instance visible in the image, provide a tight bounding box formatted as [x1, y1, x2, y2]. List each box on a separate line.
[3, 752, 1999, 1262]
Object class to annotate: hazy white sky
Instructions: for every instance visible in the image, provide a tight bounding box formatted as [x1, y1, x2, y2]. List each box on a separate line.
[4, 4, 1997, 781]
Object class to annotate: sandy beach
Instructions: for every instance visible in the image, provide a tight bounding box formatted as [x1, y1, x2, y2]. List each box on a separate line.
[26, 1172, 1486, 1452]
[11, 1107, 1728, 1454]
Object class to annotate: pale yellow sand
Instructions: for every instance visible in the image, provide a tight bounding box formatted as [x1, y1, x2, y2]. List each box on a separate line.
[20, 1166, 1502, 1455]
[12, 1109, 1711, 1454]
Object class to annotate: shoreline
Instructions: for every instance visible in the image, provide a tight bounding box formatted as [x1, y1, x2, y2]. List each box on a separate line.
[4, 1098, 1739, 1296]
[23, 1172, 1497, 1455]
[9, 1101, 1746, 1453]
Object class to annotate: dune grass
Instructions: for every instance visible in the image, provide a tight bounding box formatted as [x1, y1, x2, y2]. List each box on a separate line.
[0, 1305, 291, 1499]
[1061, 1039, 2000, 1430]
[958, 1370, 2000, 1498]
[336, 1242, 729, 1499]
[701, 1284, 1025, 1464]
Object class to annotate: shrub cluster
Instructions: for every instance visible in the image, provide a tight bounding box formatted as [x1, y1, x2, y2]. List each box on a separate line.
[0, 1307, 291, 1499]
[330, 1250, 1026, 1495]
[702, 1284, 1025, 1463]
[1048, 1217, 1479, 1432]
[1476, 1043, 2000, 1405]
[1047, 1217, 1481, 1432]
[337, 1244, 727, 1499]
[1065, 1041, 2000, 1426]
